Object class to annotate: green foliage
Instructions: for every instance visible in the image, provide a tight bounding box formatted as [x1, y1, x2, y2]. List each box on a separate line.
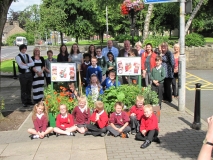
[143, 36, 169, 48]
[99, 85, 159, 113]
[0, 97, 5, 119]
[185, 33, 205, 47]
[44, 85, 78, 117]
[114, 34, 141, 44]
[6, 33, 34, 46]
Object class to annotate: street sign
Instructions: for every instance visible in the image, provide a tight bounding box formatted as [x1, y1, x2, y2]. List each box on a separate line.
[144, 0, 178, 4]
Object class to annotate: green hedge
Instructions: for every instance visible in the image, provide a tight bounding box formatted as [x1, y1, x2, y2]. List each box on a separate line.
[114, 35, 141, 44]
[185, 33, 205, 47]
[6, 33, 34, 46]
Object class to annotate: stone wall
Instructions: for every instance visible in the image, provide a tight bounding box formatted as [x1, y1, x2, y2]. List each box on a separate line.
[185, 45, 213, 69]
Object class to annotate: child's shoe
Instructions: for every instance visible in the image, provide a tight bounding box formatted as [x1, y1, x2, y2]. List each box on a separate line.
[131, 129, 136, 135]
[45, 134, 49, 138]
[84, 131, 92, 136]
[153, 137, 161, 144]
[56, 133, 60, 137]
[30, 134, 39, 140]
[100, 133, 106, 137]
[106, 131, 112, 136]
[70, 132, 75, 136]
[140, 140, 151, 149]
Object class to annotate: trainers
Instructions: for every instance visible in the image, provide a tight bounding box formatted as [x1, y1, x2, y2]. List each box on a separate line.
[70, 132, 75, 136]
[56, 133, 60, 137]
[106, 131, 111, 136]
[126, 132, 130, 138]
[100, 133, 105, 137]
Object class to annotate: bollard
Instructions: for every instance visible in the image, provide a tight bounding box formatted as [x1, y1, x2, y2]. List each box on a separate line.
[191, 83, 202, 130]
[13, 61, 18, 79]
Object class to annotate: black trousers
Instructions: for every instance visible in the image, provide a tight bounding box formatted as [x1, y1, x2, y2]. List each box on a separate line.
[172, 73, 178, 97]
[107, 125, 131, 136]
[135, 129, 158, 142]
[18, 72, 33, 104]
[163, 78, 173, 102]
[129, 116, 140, 132]
[86, 124, 107, 136]
[46, 77, 51, 86]
[151, 83, 164, 108]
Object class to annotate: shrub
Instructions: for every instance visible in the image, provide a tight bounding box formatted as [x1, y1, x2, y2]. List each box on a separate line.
[143, 36, 169, 48]
[99, 85, 159, 113]
[114, 34, 141, 44]
[185, 33, 205, 47]
[6, 33, 34, 46]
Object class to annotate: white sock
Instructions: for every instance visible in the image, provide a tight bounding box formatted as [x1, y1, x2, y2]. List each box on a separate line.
[66, 132, 71, 136]
[33, 135, 39, 139]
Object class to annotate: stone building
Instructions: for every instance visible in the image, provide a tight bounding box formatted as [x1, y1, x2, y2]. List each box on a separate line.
[2, 21, 26, 44]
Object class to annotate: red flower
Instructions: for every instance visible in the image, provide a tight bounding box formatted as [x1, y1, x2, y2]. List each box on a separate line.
[121, 4, 129, 15]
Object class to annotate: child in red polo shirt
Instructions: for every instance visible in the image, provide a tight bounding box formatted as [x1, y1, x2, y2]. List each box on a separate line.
[54, 104, 77, 136]
[129, 95, 144, 135]
[106, 102, 131, 138]
[28, 101, 53, 139]
[135, 104, 160, 149]
[84, 101, 108, 137]
[72, 95, 91, 134]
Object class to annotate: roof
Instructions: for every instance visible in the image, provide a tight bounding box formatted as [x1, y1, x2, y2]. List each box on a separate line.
[3, 25, 15, 33]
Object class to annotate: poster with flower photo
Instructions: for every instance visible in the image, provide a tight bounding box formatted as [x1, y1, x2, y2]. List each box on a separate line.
[51, 63, 76, 82]
[116, 57, 141, 75]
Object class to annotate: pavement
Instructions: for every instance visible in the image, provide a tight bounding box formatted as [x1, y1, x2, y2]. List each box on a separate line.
[0, 76, 209, 160]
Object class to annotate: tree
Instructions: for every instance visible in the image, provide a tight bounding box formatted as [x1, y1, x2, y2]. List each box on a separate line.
[142, 4, 154, 42]
[18, 4, 41, 42]
[0, 0, 13, 48]
[185, 0, 205, 35]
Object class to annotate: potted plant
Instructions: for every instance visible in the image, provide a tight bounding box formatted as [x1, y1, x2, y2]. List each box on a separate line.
[44, 85, 78, 127]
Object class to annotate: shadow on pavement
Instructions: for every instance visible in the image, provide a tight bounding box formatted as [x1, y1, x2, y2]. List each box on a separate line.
[159, 128, 205, 159]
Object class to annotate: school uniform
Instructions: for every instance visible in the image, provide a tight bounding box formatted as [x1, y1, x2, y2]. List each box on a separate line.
[106, 60, 116, 77]
[86, 110, 108, 136]
[150, 65, 166, 108]
[86, 65, 102, 84]
[33, 113, 48, 132]
[129, 105, 144, 132]
[106, 111, 131, 137]
[96, 55, 107, 76]
[101, 77, 121, 90]
[135, 114, 159, 142]
[80, 61, 91, 87]
[56, 113, 75, 130]
[85, 84, 104, 101]
[72, 106, 90, 127]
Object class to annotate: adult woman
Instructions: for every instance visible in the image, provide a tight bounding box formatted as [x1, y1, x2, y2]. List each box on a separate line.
[88, 44, 96, 58]
[141, 43, 157, 87]
[69, 43, 84, 87]
[31, 48, 45, 103]
[135, 41, 145, 57]
[68, 43, 84, 69]
[161, 42, 175, 102]
[57, 44, 69, 62]
[172, 43, 180, 98]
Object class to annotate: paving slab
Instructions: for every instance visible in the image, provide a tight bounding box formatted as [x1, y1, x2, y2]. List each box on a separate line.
[0, 141, 40, 159]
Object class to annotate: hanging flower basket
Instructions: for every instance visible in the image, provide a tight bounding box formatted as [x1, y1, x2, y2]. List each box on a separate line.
[121, 0, 144, 15]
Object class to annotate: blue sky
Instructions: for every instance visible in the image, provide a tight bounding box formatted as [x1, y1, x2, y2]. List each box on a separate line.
[9, 0, 41, 12]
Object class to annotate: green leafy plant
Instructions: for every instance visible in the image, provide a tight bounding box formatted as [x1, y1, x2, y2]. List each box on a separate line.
[0, 97, 5, 120]
[100, 85, 159, 113]
[185, 33, 205, 47]
[44, 85, 78, 117]
[6, 33, 35, 46]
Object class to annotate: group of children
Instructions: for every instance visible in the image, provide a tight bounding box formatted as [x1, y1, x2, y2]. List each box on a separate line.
[28, 95, 160, 149]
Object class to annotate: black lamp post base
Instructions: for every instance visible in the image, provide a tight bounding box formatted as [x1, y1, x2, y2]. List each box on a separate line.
[191, 122, 201, 130]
